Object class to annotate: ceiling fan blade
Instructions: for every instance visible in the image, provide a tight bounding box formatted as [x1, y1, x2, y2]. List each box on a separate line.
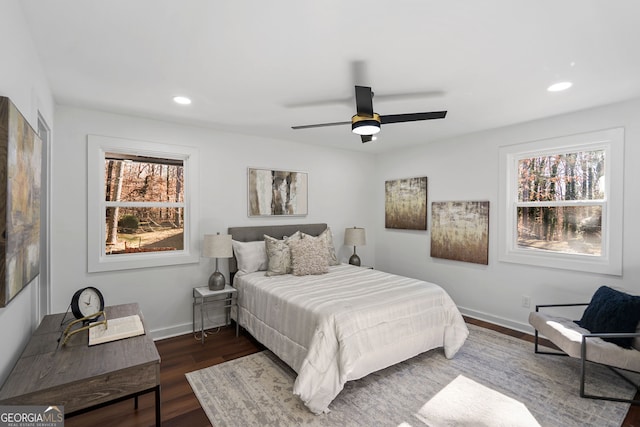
[380, 111, 447, 124]
[355, 86, 374, 117]
[291, 121, 351, 130]
[373, 90, 445, 102]
[284, 97, 352, 109]
[351, 60, 369, 87]
[361, 135, 373, 143]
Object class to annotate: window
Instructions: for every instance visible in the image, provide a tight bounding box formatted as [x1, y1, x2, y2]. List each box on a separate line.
[516, 149, 604, 256]
[104, 153, 184, 255]
[498, 128, 623, 275]
[88, 135, 199, 272]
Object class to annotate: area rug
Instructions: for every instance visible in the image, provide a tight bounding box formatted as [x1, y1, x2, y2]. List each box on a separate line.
[186, 324, 637, 427]
[415, 374, 540, 427]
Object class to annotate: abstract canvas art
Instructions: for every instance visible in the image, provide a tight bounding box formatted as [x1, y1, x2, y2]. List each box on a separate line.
[0, 97, 42, 307]
[248, 168, 308, 216]
[431, 201, 489, 265]
[385, 176, 428, 230]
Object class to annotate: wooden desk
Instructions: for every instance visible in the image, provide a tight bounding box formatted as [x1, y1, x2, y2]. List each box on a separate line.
[0, 303, 161, 426]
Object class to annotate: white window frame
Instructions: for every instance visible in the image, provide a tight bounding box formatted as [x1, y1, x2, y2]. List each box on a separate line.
[498, 128, 623, 276]
[87, 135, 199, 272]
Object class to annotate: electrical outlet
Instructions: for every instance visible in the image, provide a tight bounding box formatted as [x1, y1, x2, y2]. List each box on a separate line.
[522, 295, 531, 308]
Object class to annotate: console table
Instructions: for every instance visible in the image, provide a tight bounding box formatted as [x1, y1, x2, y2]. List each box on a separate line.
[0, 303, 161, 426]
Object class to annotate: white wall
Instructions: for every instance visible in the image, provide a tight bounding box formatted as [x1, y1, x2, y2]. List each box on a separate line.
[0, 0, 54, 384]
[52, 106, 376, 338]
[374, 97, 640, 332]
[4, 0, 638, 387]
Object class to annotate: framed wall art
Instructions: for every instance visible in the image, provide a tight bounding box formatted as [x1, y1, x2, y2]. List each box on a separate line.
[385, 176, 428, 230]
[0, 97, 42, 307]
[431, 201, 489, 265]
[248, 168, 308, 217]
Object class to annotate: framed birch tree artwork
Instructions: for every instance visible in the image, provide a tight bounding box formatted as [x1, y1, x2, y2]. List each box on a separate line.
[248, 168, 308, 216]
[385, 176, 428, 230]
[431, 201, 489, 265]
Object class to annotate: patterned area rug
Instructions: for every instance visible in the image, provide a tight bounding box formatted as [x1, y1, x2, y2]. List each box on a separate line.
[186, 324, 636, 427]
[415, 374, 541, 426]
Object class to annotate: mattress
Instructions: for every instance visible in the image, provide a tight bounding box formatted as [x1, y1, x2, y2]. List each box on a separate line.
[234, 263, 469, 414]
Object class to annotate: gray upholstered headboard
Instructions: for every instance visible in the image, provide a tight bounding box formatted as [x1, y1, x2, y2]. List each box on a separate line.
[227, 223, 328, 279]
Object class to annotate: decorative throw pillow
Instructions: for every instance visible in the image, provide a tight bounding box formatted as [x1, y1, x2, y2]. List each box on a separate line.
[288, 236, 329, 276]
[264, 232, 302, 276]
[232, 240, 268, 274]
[302, 227, 339, 266]
[577, 286, 640, 348]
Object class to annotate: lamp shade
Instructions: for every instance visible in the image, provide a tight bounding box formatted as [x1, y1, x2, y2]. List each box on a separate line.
[344, 227, 366, 246]
[202, 233, 233, 258]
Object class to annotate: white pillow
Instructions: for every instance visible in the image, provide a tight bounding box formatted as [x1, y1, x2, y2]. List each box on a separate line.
[232, 240, 268, 274]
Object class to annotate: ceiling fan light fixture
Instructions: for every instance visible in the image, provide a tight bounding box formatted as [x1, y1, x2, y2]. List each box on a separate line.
[351, 113, 381, 135]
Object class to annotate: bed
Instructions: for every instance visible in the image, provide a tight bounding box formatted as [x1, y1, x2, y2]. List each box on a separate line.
[228, 223, 469, 414]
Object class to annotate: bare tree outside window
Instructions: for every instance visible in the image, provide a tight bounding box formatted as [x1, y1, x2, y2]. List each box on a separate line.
[516, 150, 605, 256]
[104, 153, 184, 255]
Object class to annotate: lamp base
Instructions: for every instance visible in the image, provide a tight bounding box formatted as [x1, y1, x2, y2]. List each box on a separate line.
[348, 254, 361, 266]
[208, 271, 226, 291]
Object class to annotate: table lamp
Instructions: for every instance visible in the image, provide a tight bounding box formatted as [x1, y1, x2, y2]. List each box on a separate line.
[344, 227, 366, 266]
[203, 233, 233, 290]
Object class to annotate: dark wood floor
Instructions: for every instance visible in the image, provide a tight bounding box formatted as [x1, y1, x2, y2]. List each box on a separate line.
[65, 318, 639, 427]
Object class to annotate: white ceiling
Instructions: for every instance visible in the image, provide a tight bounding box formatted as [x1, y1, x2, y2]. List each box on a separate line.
[19, 0, 640, 153]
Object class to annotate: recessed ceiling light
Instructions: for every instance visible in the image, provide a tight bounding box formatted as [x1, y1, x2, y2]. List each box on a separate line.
[547, 82, 573, 92]
[173, 96, 192, 105]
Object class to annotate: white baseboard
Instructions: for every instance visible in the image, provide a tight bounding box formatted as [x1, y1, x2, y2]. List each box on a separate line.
[458, 306, 534, 336]
[149, 322, 192, 341]
[150, 313, 229, 341]
[148, 308, 535, 342]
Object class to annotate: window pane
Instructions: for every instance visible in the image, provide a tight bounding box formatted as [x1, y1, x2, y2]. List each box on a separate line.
[517, 206, 601, 255]
[517, 150, 605, 202]
[105, 156, 184, 203]
[105, 207, 184, 255]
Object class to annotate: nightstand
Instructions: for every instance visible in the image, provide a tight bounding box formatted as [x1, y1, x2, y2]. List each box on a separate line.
[192, 285, 238, 344]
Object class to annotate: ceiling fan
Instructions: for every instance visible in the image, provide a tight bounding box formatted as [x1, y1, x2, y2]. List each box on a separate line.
[291, 85, 447, 143]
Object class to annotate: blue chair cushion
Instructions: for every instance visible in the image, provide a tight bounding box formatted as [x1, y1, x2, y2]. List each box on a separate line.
[577, 286, 640, 348]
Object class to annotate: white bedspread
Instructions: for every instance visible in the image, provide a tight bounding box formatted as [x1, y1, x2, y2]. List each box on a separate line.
[234, 264, 469, 414]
